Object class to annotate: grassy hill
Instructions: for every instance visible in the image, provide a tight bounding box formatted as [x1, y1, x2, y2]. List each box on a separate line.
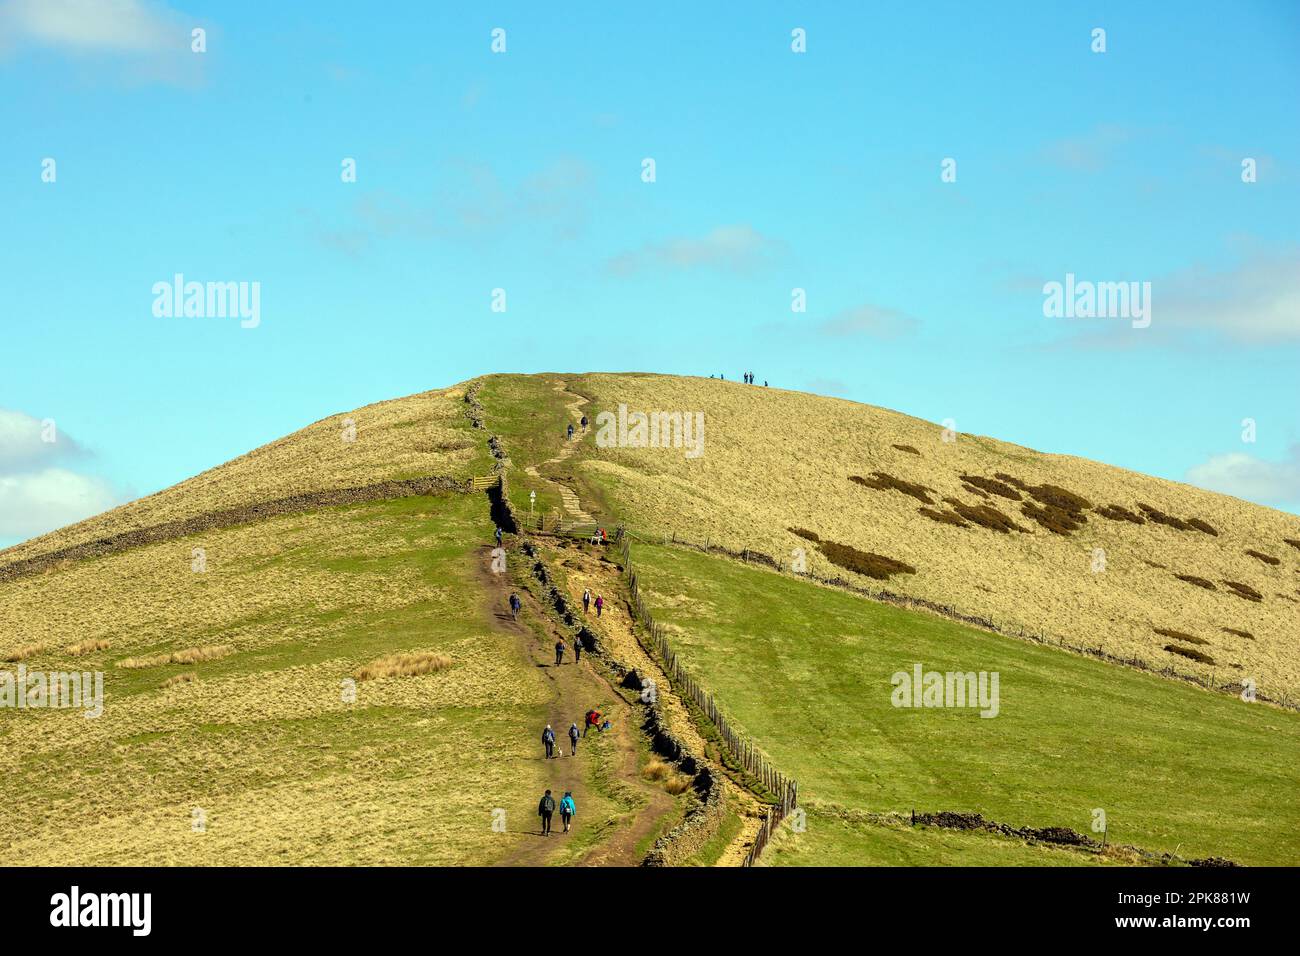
[478, 372, 1300, 867]
[0, 385, 490, 571]
[5, 371, 1298, 867]
[0, 382, 671, 865]
[518, 373, 1300, 700]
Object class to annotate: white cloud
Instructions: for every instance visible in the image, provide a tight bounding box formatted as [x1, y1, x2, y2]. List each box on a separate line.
[0, 468, 121, 541]
[0, 408, 83, 470]
[0, 0, 177, 52]
[1186, 445, 1300, 507]
[1044, 246, 1300, 350]
[1159, 249, 1300, 344]
[817, 304, 919, 340]
[606, 225, 783, 276]
[0, 0, 205, 86]
[0, 409, 127, 548]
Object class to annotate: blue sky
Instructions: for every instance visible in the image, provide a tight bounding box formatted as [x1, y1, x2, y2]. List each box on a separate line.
[2, 0, 1299, 547]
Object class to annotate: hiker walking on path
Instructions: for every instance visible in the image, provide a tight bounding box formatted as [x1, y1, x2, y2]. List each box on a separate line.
[580, 414, 588, 430]
[567, 423, 575, 441]
[568, 722, 580, 755]
[559, 791, 576, 833]
[495, 526, 502, 546]
[509, 592, 521, 621]
[594, 595, 604, 618]
[555, 639, 566, 667]
[573, 635, 581, 662]
[582, 588, 591, 614]
[538, 789, 555, 836]
[542, 724, 556, 759]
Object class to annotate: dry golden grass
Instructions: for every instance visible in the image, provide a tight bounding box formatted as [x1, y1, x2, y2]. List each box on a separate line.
[642, 757, 672, 781]
[66, 638, 112, 655]
[118, 645, 233, 669]
[570, 373, 1300, 696]
[0, 503, 447, 667]
[3, 641, 49, 662]
[356, 651, 453, 681]
[0, 496, 551, 866]
[642, 757, 692, 795]
[0, 386, 485, 567]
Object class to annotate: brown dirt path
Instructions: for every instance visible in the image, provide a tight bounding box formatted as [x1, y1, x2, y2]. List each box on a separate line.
[522, 380, 593, 525]
[476, 546, 672, 866]
[495, 377, 765, 865]
[545, 542, 768, 864]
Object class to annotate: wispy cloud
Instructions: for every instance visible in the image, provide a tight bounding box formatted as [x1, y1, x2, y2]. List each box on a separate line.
[1186, 444, 1300, 508]
[1039, 124, 1139, 173]
[816, 303, 920, 340]
[0, 0, 207, 86]
[1037, 245, 1300, 351]
[606, 225, 783, 277]
[306, 157, 596, 256]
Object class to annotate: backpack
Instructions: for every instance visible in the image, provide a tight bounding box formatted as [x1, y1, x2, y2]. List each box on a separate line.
[541, 795, 555, 813]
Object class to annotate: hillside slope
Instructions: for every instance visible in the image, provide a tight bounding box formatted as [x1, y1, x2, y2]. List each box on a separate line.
[512, 373, 1300, 698]
[0, 386, 489, 573]
[0, 382, 674, 865]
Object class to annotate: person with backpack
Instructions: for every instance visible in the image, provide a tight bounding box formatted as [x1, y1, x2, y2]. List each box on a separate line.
[573, 635, 582, 662]
[582, 588, 591, 614]
[580, 414, 588, 430]
[568, 722, 580, 755]
[567, 423, 575, 441]
[494, 526, 502, 547]
[594, 595, 604, 618]
[538, 789, 556, 836]
[554, 639, 565, 667]
[559, 791, 576, 833]
[509, 592, 521, 621]
[542, 724, 556, 759]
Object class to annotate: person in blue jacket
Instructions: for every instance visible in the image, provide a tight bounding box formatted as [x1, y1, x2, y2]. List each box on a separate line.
[559, 791, 576, 833]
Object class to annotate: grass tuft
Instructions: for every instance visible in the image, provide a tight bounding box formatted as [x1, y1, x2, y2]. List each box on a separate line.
[66, 638, 112, 656]
[356, 651, 453, 681]
[118, 645, 233, 669]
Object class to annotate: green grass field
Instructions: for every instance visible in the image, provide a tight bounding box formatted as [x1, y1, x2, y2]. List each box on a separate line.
[629, 542, 1300, 866]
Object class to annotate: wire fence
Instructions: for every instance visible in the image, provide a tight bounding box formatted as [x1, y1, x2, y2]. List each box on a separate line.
[615, 530, 798, 867]
[631, 529, 1299, 713]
